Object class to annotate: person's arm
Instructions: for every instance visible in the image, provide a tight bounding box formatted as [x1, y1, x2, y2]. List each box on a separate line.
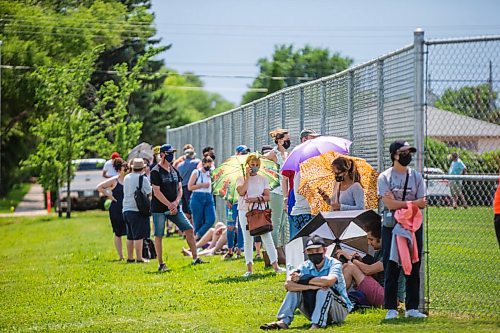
[96, 177, 117, 201]
[353, 260, 383, 276]
[187, 170, 200, 192]
[236, 169, 250, 196]
[263, 150, 277, 163]
[309, 260, 342, 288]
[152, 185, 175, 209]
[340, 183, 365, 211]
[284, 280, 321, 292]
[175, 183, 183, 207]
[102, 162, 111, 178]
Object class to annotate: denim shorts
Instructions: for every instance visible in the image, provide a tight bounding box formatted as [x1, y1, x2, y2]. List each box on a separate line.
[152, 210, 193, 237]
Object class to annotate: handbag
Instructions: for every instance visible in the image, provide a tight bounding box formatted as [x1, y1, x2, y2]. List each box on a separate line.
[245, 197, 273, 236]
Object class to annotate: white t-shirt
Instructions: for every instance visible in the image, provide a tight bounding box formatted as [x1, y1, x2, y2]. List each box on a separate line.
[103, 159, 118, 177]
[236, 174, 270, 211]
[290, 172, 311, 215]
[122, 172, 152, 213]
[191, 169, 212, 194]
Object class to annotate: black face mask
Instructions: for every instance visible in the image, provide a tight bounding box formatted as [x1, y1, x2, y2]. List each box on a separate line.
[308, 253, 324, 265]
[335, 173, 345, 182]
[209, 153, 216, 161]
[398, 154, 412, 167]
[203, 166, 211, 171]
[282, 140, 291, 150]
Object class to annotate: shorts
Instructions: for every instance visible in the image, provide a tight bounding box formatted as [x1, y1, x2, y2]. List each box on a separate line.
[152, 211, 193, 237]
[357, 276, 384, 307]
[449, 181, 463, 196]
[123, 211, 150, 241]
[181, 185, 192, 214]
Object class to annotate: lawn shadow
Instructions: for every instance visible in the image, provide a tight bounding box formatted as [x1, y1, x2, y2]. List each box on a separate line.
[208, 271, 277, 284]
[145, 270, 172, 275]
[380, 318, 427, 325]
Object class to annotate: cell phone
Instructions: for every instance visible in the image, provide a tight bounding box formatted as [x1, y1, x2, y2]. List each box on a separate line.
[317, 188, 330, 201]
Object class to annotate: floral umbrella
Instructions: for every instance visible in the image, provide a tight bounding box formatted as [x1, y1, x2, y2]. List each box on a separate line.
[298, 151, 379, 215]
[211, 154, 280, 204]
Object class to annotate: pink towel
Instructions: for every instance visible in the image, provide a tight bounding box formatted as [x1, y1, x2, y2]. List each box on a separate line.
[395, 202, 423, 275]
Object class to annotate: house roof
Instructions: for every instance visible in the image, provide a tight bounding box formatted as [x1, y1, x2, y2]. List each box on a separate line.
[426, 106, 500, 138]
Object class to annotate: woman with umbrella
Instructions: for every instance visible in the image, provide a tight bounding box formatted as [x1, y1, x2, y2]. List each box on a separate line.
[236, 154, 286, 277]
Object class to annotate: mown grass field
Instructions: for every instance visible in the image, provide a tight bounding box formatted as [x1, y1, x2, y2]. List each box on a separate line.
[0, 210, 498, 332]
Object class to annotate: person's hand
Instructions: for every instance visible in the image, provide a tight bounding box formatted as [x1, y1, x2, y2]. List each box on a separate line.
[109, 196, 117, 202]
[290, 272, 300, 282]
[415, 197, 427, 209]
[330, 202, 340, 211]
[283, 197, 288, 212]
[215, 228, 224, 236]
[318, 189, 331, 205]
[383, 191, 395, 200]
[245, 166, 251, 178]
[335, 250, 352, 260]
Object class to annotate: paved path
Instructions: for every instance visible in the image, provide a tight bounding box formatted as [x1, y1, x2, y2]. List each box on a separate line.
[0, 183, 48, 217]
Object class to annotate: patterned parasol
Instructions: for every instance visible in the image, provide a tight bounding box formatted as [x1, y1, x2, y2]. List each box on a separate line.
[298, 151, 379, 215]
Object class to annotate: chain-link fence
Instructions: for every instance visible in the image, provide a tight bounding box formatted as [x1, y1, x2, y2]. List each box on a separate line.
[424, 36, 500, 316]
[167, 31, 500, 316]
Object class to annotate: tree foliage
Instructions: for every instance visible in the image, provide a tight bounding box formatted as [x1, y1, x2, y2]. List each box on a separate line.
[242, 45, 353, 104]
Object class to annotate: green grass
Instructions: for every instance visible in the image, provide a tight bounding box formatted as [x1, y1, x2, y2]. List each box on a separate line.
[0, 211, 498, 332]
[0, 183, 31, 213]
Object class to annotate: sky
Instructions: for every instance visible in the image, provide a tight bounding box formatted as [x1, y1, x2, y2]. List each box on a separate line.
[150, 0, 500, 105]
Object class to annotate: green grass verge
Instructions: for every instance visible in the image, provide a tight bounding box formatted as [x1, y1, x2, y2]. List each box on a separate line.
[0, 183, 31, 213]
[0, 211, 498, 332]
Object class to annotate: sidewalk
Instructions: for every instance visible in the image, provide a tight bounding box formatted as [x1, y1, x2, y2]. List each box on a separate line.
[0, 183, 48, 217]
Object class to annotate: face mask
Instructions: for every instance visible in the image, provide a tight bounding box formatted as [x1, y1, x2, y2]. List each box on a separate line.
[398, 154, 412, 167]
[308, 253, 324, 265]
[165, 154, 174, 163]
[282, 140, 291, 150]
[250, 166, 260, 174]
[209, 153, 216, 160]
[335, 173, 344, 182]
[203, 166, 211, 172]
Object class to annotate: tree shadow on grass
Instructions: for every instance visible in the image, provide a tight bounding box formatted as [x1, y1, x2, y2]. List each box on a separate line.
[208, 271, 277, 284]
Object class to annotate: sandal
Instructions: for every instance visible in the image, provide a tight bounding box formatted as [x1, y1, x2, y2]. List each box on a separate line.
[260, 321, 288, 330]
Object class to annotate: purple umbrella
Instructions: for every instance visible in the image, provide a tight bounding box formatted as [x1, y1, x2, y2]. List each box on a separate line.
[281, 136, 352, 172]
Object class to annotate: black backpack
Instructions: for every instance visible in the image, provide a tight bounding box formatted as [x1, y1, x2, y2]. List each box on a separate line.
[142, 238, 157, 259]
[134, 175, 151, 217]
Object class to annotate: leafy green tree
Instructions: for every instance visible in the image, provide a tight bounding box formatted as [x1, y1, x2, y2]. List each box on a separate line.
[435, 84, 499, 125]
[242, 45, 353, 104]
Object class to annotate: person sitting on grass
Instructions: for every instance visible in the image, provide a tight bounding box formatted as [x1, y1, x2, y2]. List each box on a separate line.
[182, 222, 228, 257]
[260, 235, 352, 330]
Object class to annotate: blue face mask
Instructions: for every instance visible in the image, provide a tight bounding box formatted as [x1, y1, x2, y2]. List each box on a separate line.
[250, 166, 260, 174]
[165, 153, 174, 163]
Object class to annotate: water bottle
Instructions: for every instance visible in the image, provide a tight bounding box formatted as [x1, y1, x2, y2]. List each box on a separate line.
[227, 208, 233, 222]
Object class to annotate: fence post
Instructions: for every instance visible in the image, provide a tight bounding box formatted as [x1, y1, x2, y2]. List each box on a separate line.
[320, 81, 327, 135]
[377, 60, 385, 172]
[281, 92, 286, 129]
[299, 87, 305, 131]
[266, 99, 270, 143]
[413, 28, 426, 314]
[165, 125, 170, 144]
[347, 71, 354, 142]
[253, 104, 258, 151]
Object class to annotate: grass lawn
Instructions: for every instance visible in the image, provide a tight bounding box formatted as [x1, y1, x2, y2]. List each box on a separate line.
[0, 211, 498, 332]
[0, 183, 31, 213]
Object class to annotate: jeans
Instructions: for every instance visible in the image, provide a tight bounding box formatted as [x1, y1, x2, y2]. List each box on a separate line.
[382, 225, 423, 310]
[190, 192, 216, 239]
[226, 204, 243, 250]
[277, 290, 348, 327]
[289, 214, 313, 240]
[238, 209, 277, 265]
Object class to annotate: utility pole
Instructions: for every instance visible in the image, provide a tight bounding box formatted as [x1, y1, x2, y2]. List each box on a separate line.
[0, 40, 3, 188]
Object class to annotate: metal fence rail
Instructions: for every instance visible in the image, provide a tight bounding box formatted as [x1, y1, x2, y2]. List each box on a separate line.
[168, 30, 500, 315]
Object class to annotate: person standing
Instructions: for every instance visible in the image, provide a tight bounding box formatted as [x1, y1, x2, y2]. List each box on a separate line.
[177, 148, 201, 221]
[96, 158, 129, 261]
[151, 144, 204, 272]
[378, 140, 427, 319]
[102, 152, 120, 178]
[236, 154, 286, 277]
[122, 158, 152, 263]
[448, 152, 468, 209]
[188, 156, 216, 239]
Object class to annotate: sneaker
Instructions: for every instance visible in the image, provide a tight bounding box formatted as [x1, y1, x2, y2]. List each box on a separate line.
[126, 259, 135, 263]
[242, 271, 253, 277]
[192, 257, 207, 265]
[158, 263, 169, 272]
[385, 309, 399, 320]
[255, 253, 262, 260]
[274, 267, 287, 274]
[405, 309, 427, 318]
[136, 259, 150, 263]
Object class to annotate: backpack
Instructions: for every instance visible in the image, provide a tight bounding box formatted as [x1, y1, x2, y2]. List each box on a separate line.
[134, 175, 151, 217]
[142, 238, 157, 259]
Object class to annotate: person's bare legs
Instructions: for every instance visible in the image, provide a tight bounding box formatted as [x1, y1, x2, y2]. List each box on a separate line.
[155, 236, 163, 264]
[255, 241, 262, 258]
[184, 229, 198, 260]
[196, 228, 214, 248]
[134, 239, 144, 261]
[342, 263, 366, 288]
[126, 239, 134, 260]
[452, 195, 458, 209]
[114, 235, 124, 260]
[459, 193, 468, 208]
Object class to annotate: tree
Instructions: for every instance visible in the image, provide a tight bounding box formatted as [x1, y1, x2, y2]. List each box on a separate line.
[242, 45, 353, 104]
[435, 84, 499, 125]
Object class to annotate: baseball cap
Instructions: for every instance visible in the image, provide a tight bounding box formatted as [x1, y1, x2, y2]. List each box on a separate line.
[304, 235, 326, 251]
[389, 140, 417, 155]
[111, 152, 120, 159]
[160, 144, 177, 153]
[235, 145, 250, 154]
[300, 129, 320, 139]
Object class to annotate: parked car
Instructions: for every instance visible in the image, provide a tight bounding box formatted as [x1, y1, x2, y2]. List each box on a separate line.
[59, 158, 107, 211]
[424, 167, 451, 206]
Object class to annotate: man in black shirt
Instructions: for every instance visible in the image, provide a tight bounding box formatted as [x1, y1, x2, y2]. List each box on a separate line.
[151, 144, 204, 272]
